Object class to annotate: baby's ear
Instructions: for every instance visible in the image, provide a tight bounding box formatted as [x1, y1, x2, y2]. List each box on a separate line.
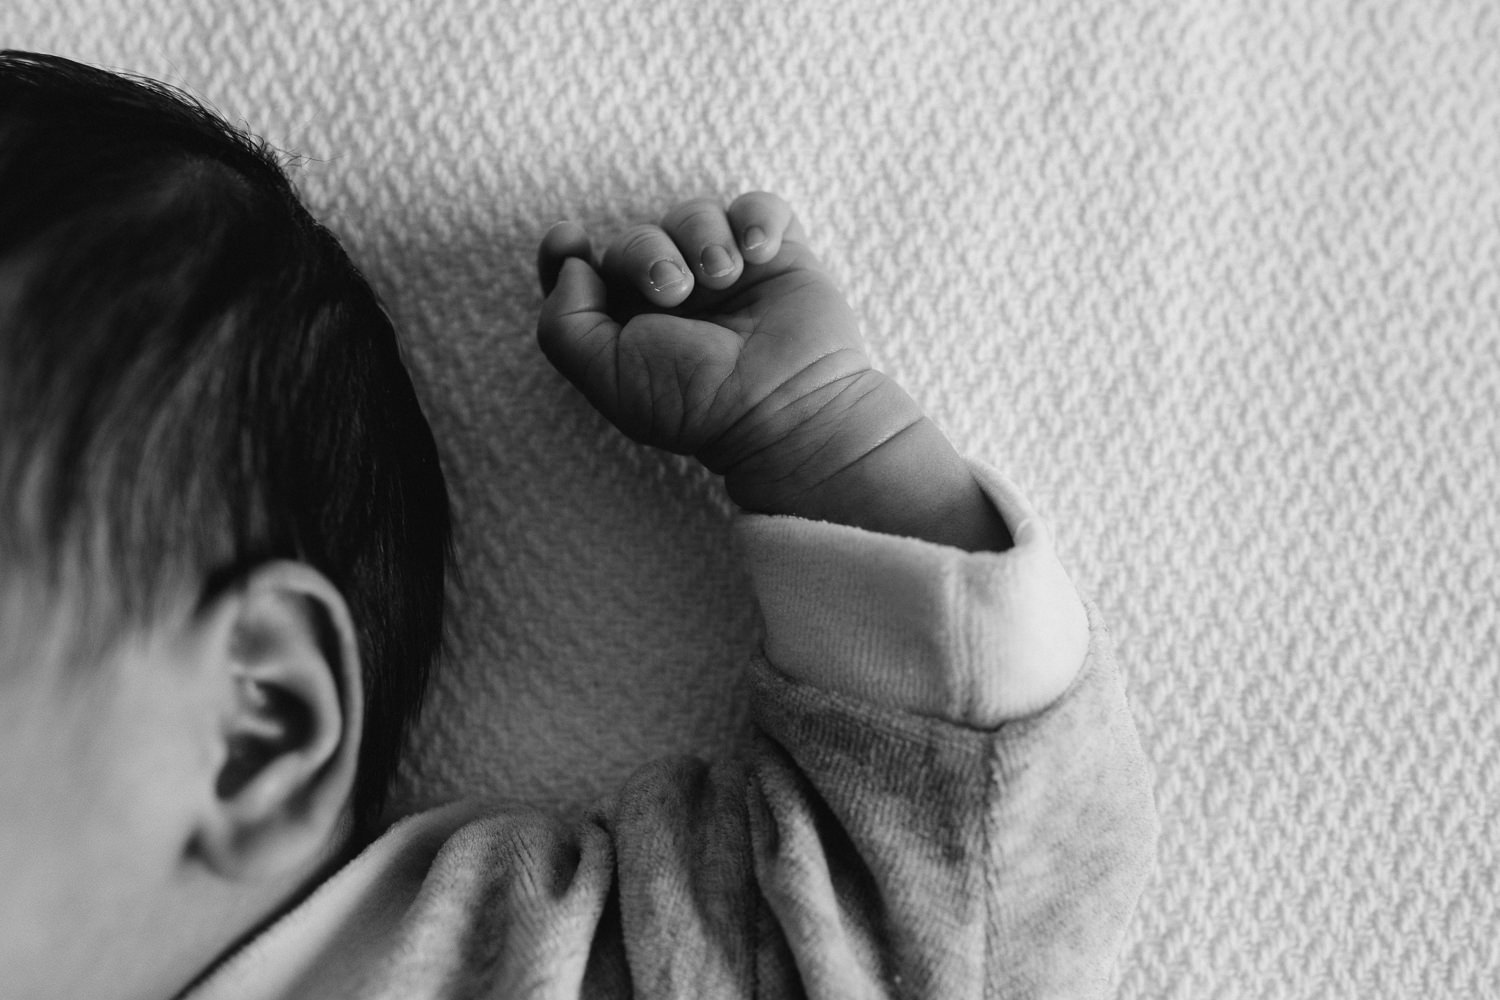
[192, 562, 363, 882]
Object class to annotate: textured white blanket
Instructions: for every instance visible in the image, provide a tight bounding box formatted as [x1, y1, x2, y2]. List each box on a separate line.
[5, 1, 1496, 997]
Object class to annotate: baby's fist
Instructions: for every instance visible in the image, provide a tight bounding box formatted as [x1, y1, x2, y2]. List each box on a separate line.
[536, 193, 919, 516]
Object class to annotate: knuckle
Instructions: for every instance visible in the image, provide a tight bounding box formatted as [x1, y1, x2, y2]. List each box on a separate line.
[731, 190, 783, 215]
[661, 197, 727, 232]
[617, 224, 670, 260]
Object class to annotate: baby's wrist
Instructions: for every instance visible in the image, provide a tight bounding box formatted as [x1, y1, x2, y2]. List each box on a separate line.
[721, 375, 1013, 552]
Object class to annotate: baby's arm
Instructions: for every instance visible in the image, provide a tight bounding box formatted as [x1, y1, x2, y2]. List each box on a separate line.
[538, 192, 1073, 719]
[536, 196, 1156, 995]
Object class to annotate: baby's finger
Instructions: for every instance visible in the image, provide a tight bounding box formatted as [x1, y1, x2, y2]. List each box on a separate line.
[600, 223, 695, 308]
[660, 197, 743, 291]
[536, 256, 622, 409]
[537, 220, 593, 296]
[726, 191, 802, 265]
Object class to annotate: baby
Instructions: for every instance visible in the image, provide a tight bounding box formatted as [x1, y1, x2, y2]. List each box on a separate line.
[0, 52, 1157, 1000]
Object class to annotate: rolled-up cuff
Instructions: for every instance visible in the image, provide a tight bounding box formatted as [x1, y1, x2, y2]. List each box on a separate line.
[733, 459, 1091, 727]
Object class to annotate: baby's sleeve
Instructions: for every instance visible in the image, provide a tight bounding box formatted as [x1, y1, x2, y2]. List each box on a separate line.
[731, 460, 1158, 997]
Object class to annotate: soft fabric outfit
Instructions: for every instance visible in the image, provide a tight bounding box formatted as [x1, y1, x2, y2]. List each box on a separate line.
[185, 462, 1157, 999]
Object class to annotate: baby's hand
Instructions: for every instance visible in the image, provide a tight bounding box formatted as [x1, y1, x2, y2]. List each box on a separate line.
[537, 192, 876, 511]
[537, 193, 1011, 551]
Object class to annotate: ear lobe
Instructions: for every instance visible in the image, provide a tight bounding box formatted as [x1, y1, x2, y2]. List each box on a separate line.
[193, 562, 363, 882]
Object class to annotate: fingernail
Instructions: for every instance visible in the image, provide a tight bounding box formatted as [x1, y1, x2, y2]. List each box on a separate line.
[700, 244, 734, 277]
[742, 226, 767, 251]
[649, 258, 687, 292]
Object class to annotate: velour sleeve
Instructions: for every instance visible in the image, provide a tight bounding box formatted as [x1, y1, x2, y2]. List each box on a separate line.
[175, 459, 1155, 1000]
[733, 458, 1094, 728]
[727, 459, 1159, 997]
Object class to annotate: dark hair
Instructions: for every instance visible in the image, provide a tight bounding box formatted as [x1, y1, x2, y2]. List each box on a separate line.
[0, 51, 450, 838]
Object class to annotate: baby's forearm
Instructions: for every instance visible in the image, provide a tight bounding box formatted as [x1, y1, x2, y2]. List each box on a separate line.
[780, 421, 1014, 551]
[720, 372, 1014, 553]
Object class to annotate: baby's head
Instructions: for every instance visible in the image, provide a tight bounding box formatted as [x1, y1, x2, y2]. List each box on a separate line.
[0, 52, 449, 998]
